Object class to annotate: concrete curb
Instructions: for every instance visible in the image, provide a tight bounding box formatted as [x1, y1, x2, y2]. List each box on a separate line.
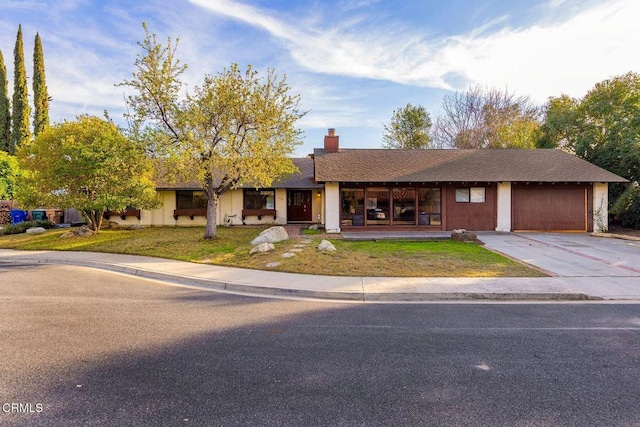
[591, 232, 640, 242]
[0, 255, 601, 303]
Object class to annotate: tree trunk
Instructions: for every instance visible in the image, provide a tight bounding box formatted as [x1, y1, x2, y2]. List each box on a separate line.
[204, 194, 218, 239]
[80, 209, 104, 233]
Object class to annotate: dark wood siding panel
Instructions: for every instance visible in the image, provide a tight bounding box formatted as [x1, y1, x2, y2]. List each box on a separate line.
[512, 184, 592, 231]
[444, 183, 497, 231]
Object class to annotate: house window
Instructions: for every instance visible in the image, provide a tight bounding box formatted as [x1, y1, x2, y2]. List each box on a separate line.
[341, 188, 365, 226]
[244, 189, 275, 210]
[418, 188, 441, 225]
[176, 191, 207, 209]
[366, 187, 391, 225]
[393, 188, 416, 225]
[455, 187, 485, 203]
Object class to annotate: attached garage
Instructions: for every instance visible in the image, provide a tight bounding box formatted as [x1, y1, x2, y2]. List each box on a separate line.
[512, 184, 591, 232]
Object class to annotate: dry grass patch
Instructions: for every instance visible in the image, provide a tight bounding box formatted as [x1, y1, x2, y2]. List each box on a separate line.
[0, 226, 545, 277]
[217, 238, 544, 277]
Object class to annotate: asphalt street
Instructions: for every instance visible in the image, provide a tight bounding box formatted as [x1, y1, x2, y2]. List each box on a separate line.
[2, 263, 640, 426]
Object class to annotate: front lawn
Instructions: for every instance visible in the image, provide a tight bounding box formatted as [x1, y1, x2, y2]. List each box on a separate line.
[0, 226, 545, 277]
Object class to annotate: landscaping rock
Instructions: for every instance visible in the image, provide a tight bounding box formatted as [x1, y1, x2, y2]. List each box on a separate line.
[317, 239, 337, 252]
[451, 230, 480, 243]
[249, 242, 275, 254]
[61, 226, 96, 238]
[265, 262, 281, 268]
[282, 252, 296, 258]
[308, 224, 319, 230]
[126, 224, 146, 230]
[103, 221, 121, 230]
[250, 226, 289, 245]
[26, 227, 47, 234]
[75, 226, 97, 237]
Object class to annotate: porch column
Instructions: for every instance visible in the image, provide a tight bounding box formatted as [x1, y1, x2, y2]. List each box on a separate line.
[495, 182, 512, 232]
[324, 182, 341, 233]
[593, 182, 609, 232]
[275, 189, 287, 225]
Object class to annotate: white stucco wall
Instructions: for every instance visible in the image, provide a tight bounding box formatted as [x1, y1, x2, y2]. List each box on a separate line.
[495, 182, 512, 232]
[593, 182, 609, 232]
[106, 187, 327, 228]
[324, 182, 341, 233]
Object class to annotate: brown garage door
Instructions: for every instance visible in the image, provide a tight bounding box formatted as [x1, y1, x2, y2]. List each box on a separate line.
[512, 186, 587, 231]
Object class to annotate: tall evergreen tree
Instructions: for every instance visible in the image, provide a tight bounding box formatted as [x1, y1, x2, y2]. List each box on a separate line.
[33, 32, 49, 136]
[0, 51, 10, 153]
[11, 24, 30, 154]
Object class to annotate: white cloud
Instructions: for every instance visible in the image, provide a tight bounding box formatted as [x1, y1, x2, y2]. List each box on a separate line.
[439, 0, 639, 102]
[188, 0, 640, 103]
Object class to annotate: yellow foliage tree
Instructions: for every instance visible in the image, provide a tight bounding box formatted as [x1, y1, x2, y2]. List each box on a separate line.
[120, 24, 304, 239]
[17, 115, 160, 231]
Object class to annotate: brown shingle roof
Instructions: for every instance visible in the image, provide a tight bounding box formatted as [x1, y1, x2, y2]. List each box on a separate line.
[155, 158, 319, 190]
[313, 148, 628, 183]
[271, 158, 322, 189]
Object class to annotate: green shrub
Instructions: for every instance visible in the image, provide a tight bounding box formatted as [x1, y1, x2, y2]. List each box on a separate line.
[611, 185, 640, 229]
[0, 220, 52, 236]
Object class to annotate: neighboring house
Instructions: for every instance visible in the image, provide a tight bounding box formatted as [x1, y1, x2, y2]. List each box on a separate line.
[107, 129, 628, 233]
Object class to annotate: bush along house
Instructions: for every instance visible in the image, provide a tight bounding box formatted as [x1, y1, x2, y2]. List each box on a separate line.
[106, 128, 627, 233]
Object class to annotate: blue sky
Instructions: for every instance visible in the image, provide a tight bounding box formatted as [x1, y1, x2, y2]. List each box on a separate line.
[1, 0, 638, 156]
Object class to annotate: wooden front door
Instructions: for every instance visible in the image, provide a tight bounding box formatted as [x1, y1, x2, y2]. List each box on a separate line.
[287, 190, 312, 222]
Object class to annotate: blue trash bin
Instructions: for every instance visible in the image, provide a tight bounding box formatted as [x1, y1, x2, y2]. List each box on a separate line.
[10, 209, 28, 224]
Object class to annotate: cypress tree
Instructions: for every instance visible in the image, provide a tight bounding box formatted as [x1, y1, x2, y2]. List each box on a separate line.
[33, 32, 49, 136]
[0, 51, 10, 152]
[11, 24, 30, 154]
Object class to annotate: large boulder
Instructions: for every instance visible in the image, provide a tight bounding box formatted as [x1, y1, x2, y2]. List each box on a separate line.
[250, 226, 289, 245]
[26, 227, 47, 234]
[60, 225, 96, 238]
[249, 242, 275, 254]
[317, 239, 337, 252]
[451, 229, 479, 243]
[103, 221, 121, 230]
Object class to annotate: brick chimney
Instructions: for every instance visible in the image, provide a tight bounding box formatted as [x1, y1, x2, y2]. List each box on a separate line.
[324, 128, 339, 152]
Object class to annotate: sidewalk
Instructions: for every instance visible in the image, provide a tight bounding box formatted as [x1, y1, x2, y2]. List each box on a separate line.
[2, 248, 640, 302]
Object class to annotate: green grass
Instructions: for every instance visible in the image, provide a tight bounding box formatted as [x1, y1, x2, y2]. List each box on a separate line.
[0, 226, 546, 277]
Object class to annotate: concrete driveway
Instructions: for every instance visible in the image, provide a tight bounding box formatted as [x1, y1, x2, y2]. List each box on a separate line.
[480, 233, 640, 277]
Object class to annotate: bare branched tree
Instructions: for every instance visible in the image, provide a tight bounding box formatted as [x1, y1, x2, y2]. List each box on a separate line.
[433, 86, 541, 149]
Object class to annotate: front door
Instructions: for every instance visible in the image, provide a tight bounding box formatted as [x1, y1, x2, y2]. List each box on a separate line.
[287, 190, 312, 222]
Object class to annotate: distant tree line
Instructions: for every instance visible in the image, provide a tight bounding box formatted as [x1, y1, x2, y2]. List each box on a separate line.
[0, 24, 49, 155]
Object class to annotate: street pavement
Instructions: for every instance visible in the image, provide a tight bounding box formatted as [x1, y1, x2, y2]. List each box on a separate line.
[3, 264, 640, 426]
[0, 232, 639, 302]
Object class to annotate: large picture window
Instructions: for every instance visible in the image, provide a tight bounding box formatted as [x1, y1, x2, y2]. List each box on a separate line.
[393, 188, 416, 225]
[341, 188, 365, 226]
[418, 188, 441, 225]
[366, 187, 390, 225]
[340, 186, 443, 227]
[176, 190, 207, 210]
[244, 189, 275, 210]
